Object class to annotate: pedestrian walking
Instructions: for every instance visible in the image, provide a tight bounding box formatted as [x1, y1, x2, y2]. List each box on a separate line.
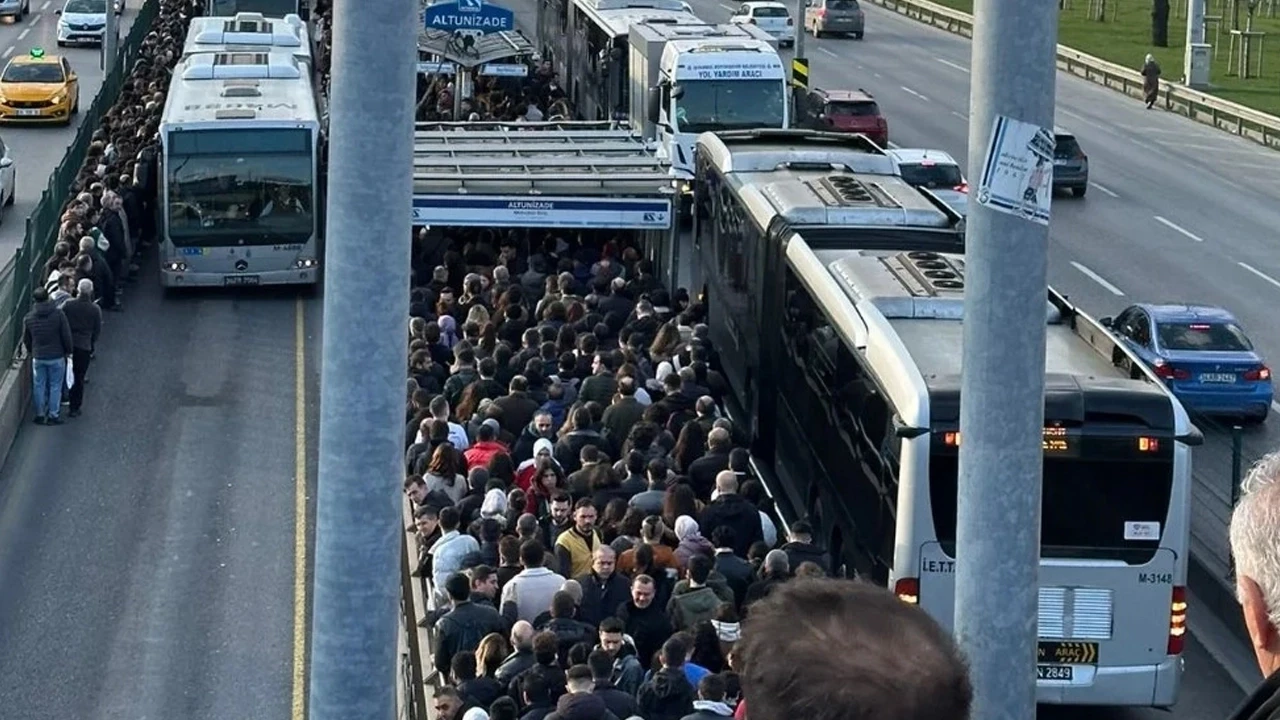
[22, 286, 73, 425]
[63, 278, 103, 417]
[1142, 53, 1161, 109]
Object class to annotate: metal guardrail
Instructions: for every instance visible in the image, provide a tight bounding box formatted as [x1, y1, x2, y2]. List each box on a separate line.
[1, 0, 159, 368]
[866, 0, 1280, 150]
[400, 496, 436, 720]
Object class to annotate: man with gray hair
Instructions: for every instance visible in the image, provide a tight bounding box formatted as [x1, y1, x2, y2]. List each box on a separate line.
[1229, 454, 1280, 719]
[62, 278, 102, 418]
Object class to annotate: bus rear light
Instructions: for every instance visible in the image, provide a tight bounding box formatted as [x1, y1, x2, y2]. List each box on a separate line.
[1137, 437, 1160, 452]
[295, 257, 319, 269]
[1168, 586, 1187, 655]
[895, 577, 919, 604]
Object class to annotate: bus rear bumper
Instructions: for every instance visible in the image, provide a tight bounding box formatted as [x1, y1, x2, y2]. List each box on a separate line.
[160, 268, 319, 288]
[1035, 655, 1182, 708]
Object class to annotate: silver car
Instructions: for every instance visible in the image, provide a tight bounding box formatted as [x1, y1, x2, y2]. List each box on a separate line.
[805, 0, 865, 39]
[0, 0, 30, 20]
[888, 148, 968, 217]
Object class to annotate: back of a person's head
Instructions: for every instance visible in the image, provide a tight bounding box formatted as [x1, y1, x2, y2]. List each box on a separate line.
[532, 630, 559, 665]
[737, 578, 972, 720]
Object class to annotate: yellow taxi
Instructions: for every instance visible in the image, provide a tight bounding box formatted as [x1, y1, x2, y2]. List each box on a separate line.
[0, 48, 79, 124]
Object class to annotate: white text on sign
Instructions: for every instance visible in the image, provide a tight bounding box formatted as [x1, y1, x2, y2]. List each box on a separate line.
[696, 69, 765, 79]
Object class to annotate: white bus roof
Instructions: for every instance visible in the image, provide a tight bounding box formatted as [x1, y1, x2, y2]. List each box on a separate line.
[183, 12, 312, 65]
[161, 51, 319, 128]
[410, 121, 672, 196]
[576, 4, 701, 37]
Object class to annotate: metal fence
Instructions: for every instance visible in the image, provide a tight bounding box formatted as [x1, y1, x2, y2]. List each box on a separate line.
[1, 0, 159, 366]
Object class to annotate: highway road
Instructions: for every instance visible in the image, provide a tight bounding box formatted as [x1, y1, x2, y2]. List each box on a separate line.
[0, 0, 142, 256]
[0, 272, 321, 720]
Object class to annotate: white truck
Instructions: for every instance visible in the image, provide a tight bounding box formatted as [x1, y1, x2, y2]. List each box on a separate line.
[627, 22, 787, 190]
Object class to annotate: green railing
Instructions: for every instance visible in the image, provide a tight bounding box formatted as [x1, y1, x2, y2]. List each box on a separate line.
[2, 0, 159, 366]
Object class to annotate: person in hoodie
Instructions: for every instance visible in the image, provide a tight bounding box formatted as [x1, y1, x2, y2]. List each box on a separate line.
[466, 419, 511, 471]
[543, 590, 596, 667]
[673, 515, 713, 570]
[781, 520, 832, 576]
[667, 555, 725, 632]
[680, 674, 734, 720]
[596, 616, 645, 695]
[515, 421, 559, 480]
[514, 435, 560, 489]
[545, 665, 619, 720]
[636, 636, 697, 720]
[22, 286, 73, 426]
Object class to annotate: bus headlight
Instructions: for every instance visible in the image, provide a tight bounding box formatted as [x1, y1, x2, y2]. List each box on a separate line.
[163, 261, 187, 272]
[294, 257, 319, 269]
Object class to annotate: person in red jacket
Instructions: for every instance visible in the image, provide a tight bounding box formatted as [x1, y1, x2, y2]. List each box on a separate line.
[465, 419, 509, 471]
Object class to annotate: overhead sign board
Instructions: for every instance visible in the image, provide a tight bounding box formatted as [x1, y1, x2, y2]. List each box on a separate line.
[412, 195, 673, 229]
[417, 62, 528, 76]
[423, 0, 515, 34]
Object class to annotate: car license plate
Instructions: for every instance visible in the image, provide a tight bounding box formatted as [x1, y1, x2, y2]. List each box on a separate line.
[16, 109, 41, 116]
[1036, 665, 1073, 681]
[1200, 372, 1236, 383]
[1037, 640, 1098, 664]
[224, 275, 260, 286]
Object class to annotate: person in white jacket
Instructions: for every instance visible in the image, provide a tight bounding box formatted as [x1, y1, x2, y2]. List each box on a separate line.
[499, 539, 566, 624]
[429, 506, 479, 607]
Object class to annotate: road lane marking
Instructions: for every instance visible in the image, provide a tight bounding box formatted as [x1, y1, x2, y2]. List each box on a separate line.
[1089, 182, 1119, 198]
[2, 46, 11, 58]
[1153, 215, 1205, 242]
[818, 47, 838, 58]
[900, 86, 929, 102]
[16, 26, 30, 40]
[291, 296, 308, 720]
[872, 71, 881, 77]
[936, 58, 969, 73]
[40, 0, 49, 8]
[950, 110, 967, 119]
[1070, 261, 1125, 296]
[1272, 400, 1280, 415]
[1238, 261, 1280, 291]
[718, 2, 735, 9]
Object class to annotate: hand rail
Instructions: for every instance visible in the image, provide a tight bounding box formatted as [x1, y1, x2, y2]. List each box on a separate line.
[865, 0, 1280, 149]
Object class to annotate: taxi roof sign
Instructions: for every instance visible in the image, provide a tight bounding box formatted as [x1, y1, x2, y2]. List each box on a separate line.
[29, 47, 44, 58]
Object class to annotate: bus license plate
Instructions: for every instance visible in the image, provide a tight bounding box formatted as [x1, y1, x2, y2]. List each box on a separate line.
[1036, 665, 1073, 681]
[1200, 372, 1236, 383]
[224, 275, 260, 286]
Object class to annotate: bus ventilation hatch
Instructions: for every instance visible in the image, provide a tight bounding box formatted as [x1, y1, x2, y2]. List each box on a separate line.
[820, 176, 875, 205]
[897, 250, 965, 294]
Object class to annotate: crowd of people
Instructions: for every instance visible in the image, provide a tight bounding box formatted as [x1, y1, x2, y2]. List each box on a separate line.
[21, 0, 205, 423]
[403, 228, 974, 720]
[416, 59, 573, 122]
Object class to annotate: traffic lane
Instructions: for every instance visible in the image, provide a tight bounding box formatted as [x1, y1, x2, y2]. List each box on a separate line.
[0, 2, 143, 254]
[0, 272, 315, 720]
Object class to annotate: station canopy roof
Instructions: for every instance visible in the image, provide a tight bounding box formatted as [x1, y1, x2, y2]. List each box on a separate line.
[417, 28, 534, 69]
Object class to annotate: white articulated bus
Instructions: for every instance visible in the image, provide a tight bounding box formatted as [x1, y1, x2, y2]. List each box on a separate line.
[206, 0, 308, 19]
[691, 130, 1202, 708]
[182, 12, 312, 72]
[158, 51, 324, 288]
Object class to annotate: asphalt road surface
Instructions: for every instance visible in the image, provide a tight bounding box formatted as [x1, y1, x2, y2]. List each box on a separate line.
[0, 0, 144, 255]
[0, 269, 321, 720]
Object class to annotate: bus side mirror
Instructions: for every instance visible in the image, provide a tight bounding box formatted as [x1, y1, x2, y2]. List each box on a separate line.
[647, 86, 661, 124]
[893, 416, 929, 439]
[1178, 425, 1205, 447]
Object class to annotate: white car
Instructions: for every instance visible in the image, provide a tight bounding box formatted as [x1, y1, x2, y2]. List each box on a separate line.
[55, 0, 116, 47]
[887, 148, 968, 217]
[0, 135, 17, 221]
[729, 1, 795, 47]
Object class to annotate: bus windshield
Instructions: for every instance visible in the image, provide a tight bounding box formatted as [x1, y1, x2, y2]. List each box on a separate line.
[928, 439, 1174, 563]
[208, 0, 299, 16]
[674, 79, 786, 133]
[166, 128, 315, 246]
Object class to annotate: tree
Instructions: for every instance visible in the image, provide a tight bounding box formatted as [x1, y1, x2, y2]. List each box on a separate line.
[1152, 0, 1171, 46]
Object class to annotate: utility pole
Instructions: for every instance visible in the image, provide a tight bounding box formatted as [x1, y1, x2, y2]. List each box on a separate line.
[793, 0, 805, 61]
[791, 0, 806, 127]
[102, 0, 117, 72]
[956, 0, 1057, 717]
[308, 0, 417, 714]
[1184, 0, 1210, 88]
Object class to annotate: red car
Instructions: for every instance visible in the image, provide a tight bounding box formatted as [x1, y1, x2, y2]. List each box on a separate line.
[799, 88, 888, 147]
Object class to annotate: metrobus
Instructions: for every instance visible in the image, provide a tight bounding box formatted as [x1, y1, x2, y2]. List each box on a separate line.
[182, 12, 312, 71]
[691, 130, 1200, 708]
[158, 50, 324, 288]
[206, 0, 308, 19]
[556, 0, 701, 121]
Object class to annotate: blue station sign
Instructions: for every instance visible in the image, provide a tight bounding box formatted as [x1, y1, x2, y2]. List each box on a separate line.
[423, 0, 515, 33]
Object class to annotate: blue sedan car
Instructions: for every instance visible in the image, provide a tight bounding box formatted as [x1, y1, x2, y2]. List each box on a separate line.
[1102, 304, 1272, 423]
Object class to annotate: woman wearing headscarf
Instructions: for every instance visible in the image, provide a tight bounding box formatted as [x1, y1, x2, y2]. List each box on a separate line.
[1141, 53, 1161, 109]
[437, 314, 460, 349]
[673, 515, 714, 569]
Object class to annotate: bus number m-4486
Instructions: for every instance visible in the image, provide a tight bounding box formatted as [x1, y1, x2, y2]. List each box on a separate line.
[1139, 572, 1173, 584]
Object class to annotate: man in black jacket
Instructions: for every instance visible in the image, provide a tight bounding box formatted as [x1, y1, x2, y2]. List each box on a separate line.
[709, 527, 754, 609]
[62, 278, 102, 418]
[782, 520, 832, 576]
[699, 471, 763, 557]
[575, 545, 630, 627]
[686, 428, 733, 501]
[587, 649, 638, 719]
[494, 620, 537, 687]
[434, 572, 507, 676]
[22, 287, 73, 425]
[637, 636, 696, 720]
